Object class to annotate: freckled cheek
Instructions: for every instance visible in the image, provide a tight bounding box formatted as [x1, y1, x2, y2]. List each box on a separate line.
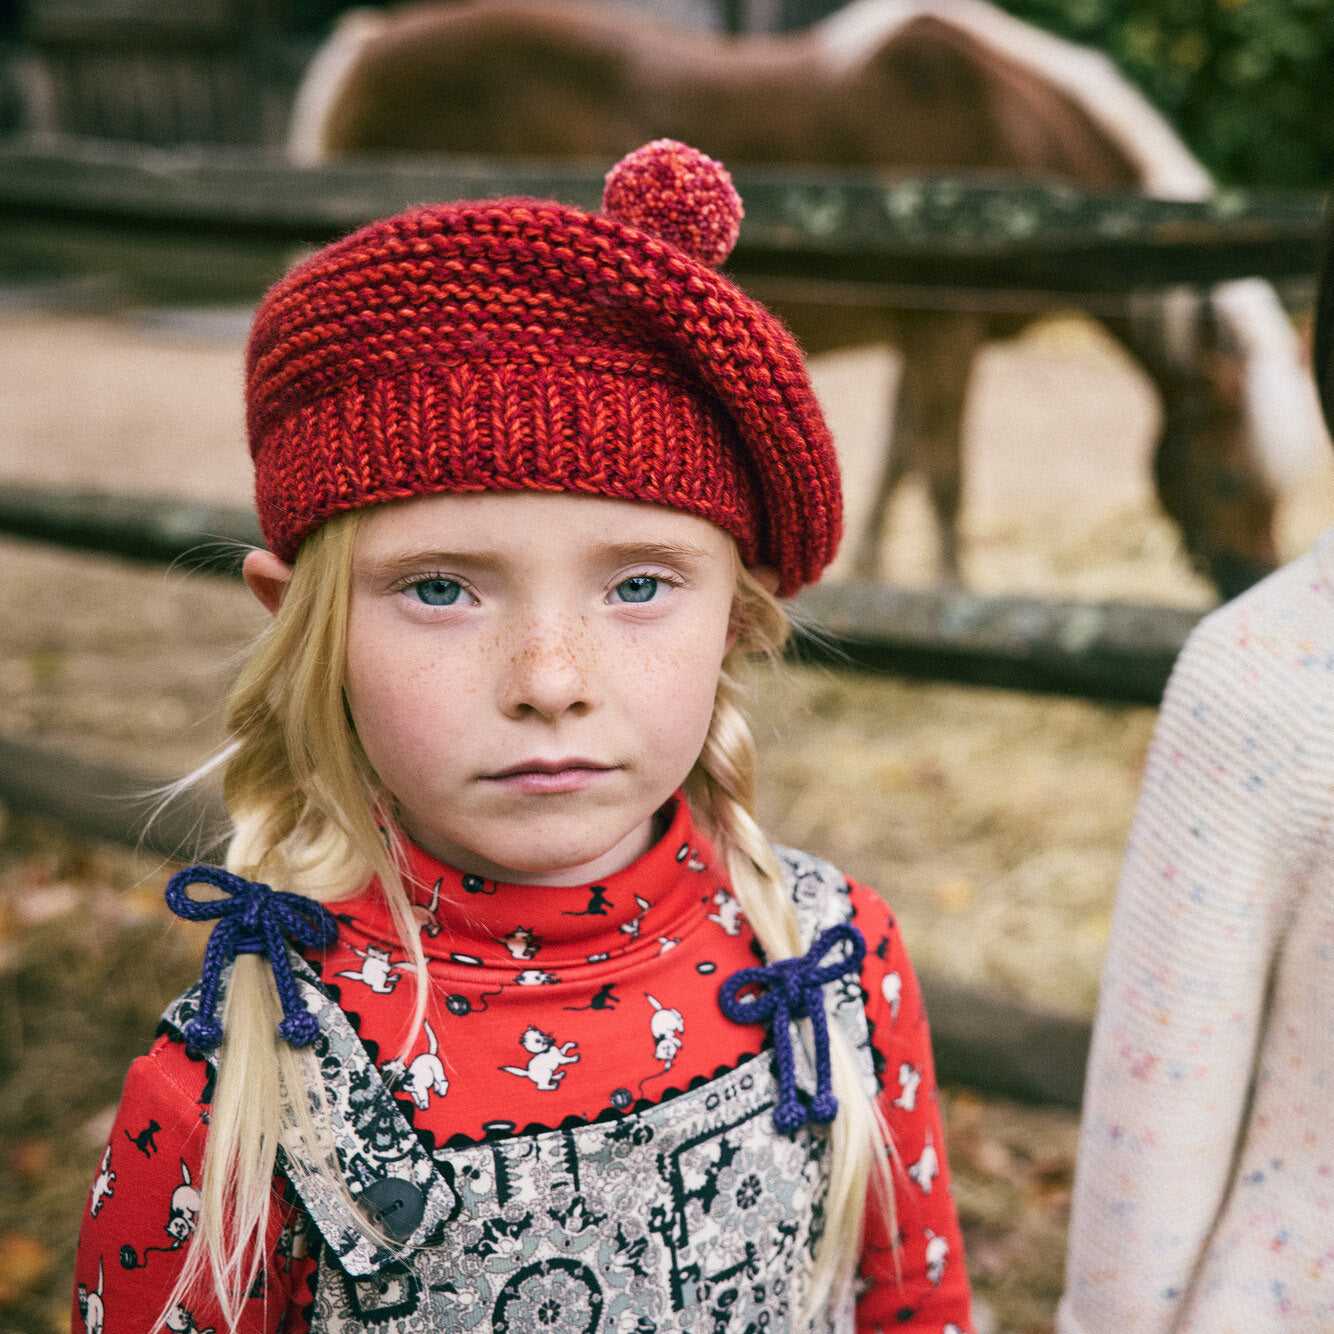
[344, 618, 486, 764]
[621, 631, 727, 766]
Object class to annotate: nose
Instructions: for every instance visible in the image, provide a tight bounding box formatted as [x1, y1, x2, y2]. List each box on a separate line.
[497, 614, 596, 721]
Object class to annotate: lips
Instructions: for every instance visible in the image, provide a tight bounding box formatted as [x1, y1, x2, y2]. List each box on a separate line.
[488, 758, 611, 779]
[483, 759, 617, 795]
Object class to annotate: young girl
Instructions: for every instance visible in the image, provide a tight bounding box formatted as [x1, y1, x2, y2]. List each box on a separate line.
[73, 140, 974, 1334]
[1057, 219, 1334, 1329]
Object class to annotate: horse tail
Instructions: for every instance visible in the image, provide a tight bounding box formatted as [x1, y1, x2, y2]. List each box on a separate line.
[286, 7, 387, 165]
[1211, 278, 1327, 492]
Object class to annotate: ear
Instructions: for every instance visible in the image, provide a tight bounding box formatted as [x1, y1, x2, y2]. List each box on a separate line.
[242, 548, 294, 615]
[725, 564, 782, 651]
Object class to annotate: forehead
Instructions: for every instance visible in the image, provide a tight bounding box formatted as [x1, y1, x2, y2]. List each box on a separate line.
[351, 490, 736, 566]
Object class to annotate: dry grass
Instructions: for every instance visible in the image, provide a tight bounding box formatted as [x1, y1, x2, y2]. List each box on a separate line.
[753, 664, 1156, 1017]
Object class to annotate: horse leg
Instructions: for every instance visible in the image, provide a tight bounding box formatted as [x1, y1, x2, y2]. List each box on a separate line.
[855, 312, 983, 583]
[850, 358, 914, 579]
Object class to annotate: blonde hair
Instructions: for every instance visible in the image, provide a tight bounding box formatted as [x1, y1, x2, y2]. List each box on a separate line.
[171, 512, 894, 1328]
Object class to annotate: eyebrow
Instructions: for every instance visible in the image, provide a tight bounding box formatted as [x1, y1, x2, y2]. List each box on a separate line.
[592, 539, 718, 566]
[359, 538, 718, 583]
[360, 549, 506, 582]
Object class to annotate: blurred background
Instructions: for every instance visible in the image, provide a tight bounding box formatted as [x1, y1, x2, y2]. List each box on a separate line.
[2, 1, 1334, 1330]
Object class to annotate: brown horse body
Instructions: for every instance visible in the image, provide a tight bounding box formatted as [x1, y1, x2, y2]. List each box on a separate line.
[291, 0, 1319, 596]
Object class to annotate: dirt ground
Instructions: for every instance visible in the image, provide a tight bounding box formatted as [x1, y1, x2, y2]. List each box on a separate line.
[2, 304, 1333, 1331]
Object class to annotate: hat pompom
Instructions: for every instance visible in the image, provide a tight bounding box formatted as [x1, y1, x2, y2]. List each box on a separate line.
[602, 139, 743, 268]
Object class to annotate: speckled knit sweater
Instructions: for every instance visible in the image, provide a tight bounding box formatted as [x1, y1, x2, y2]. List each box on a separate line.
[1059, 530, 1334, 1332]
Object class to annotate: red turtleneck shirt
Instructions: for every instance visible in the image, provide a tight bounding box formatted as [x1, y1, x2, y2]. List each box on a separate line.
[73, 800, 973, 1331]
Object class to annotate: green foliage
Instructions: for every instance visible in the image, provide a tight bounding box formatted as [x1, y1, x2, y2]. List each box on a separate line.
[997, 0, 1334, 188]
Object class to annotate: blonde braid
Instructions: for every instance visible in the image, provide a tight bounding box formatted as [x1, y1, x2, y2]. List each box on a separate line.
[689, 563, 897, 1321]
[166, 514, 428, 1329]
[689, 683, 800, 959]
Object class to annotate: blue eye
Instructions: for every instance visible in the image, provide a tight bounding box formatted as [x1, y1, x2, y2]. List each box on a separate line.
[613, 576, 659, 604]
[411, 578, 463, 606]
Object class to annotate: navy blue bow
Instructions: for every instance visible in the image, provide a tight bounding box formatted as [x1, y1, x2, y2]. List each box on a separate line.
[165, 865, 339, 1051]
[718, 922, 865, 1134]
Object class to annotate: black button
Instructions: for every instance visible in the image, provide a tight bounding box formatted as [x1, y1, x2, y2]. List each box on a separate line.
[360, 1178, 425, 1241]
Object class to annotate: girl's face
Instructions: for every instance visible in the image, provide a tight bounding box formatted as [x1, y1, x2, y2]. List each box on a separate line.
[340, 490, 739, 885]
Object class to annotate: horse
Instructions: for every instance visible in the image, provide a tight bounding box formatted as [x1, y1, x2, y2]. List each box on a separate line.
[287, 0, 1324, 598]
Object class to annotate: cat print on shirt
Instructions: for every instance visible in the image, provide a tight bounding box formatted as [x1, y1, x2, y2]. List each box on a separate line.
[125, 1118, 160, 1157]
[706, 887, 744, 936]
[165, 1303, 216, 1334]
[620, 896, 652, 941]
[382, 1019, 449, 1111]
[90, 1143, 115, 1217]
[514, 968, 560, 986]
[165, 1159, 202, 1243]
[412, 877, 443, 938]
[118, 1159, 201, 1272]
[924, 1228, 949, 1285]
[500, 1027, 580, 1090]
[500, 926, 542, 960]
[882, 971, 902, 1020]
[893, 1061, 922, 1112]
[336, 944, 406, 994]
[646, 994, 685, 1069]
[565, 983, 619, 1012]
[76, 1257, 105, 1334]
[563, 885, 612, 916]
[908, 1131, 940, 1195]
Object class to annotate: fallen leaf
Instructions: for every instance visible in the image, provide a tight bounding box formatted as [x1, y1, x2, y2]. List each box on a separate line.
[6, 1138, 51, 1181]
[934, 877, 976, 913]
[0, 1233, 54, 1305]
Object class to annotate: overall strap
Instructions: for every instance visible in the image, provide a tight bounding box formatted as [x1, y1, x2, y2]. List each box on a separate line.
[159, 954, 458, 1277]
[773, 843, 880, 1101]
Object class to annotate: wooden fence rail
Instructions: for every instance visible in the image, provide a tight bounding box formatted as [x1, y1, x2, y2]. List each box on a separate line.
[0, 135, 1324, 304]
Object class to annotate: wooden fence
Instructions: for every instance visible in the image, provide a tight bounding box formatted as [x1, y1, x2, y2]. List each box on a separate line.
[0, 135, 1324, 303]
[20, 0, 308, 147]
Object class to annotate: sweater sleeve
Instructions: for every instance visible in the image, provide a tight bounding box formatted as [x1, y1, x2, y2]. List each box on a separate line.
[72, 1034, 314, 1334]
[1057, 566, 1331, 1334]
[850, 882, 975, 1333]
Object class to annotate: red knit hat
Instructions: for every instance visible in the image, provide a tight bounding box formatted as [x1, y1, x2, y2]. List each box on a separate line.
[246, 140, 841, 594]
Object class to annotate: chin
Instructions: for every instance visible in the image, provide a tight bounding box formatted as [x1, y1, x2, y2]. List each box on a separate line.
[500, 838, 617, 880]
[405, 802, 657, 884]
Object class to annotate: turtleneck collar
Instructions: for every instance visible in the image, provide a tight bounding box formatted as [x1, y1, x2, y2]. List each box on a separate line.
[332, 795, 727, 973]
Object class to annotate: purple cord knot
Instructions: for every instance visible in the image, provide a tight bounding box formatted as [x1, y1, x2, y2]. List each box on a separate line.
[165, 865, 339, 1051]
[718, 922, 865, 1134]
